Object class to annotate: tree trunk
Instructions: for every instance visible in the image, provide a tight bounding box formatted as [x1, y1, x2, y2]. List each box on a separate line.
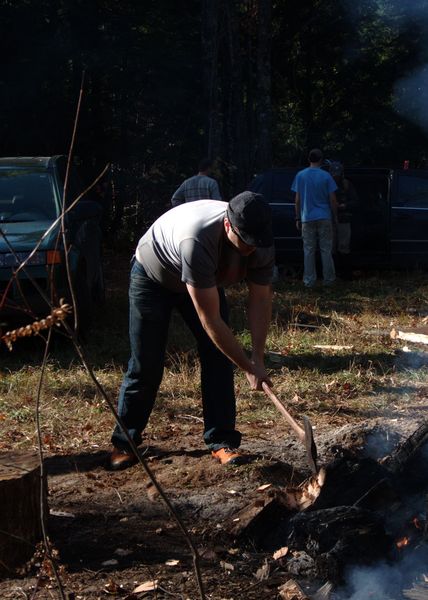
[224, 0, 250, 192]
[255, 0, 272, 171]
[0, 452, 46, 575]
[201, 0, 222, 159]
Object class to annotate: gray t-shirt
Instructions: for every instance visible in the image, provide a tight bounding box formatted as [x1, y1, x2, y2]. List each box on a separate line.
[136, 200, 274, 292]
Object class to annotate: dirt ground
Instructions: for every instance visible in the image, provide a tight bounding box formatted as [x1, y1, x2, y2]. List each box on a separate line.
[1, 403, 427, 600]
[2, 253, 428, 599]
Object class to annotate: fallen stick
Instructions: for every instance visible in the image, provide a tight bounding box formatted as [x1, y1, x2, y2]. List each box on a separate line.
[391, 327, 428, 345]
[313, 345, 353, 350]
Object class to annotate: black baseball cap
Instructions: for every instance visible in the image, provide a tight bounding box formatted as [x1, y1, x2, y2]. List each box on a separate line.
[227, 191, 273, 248]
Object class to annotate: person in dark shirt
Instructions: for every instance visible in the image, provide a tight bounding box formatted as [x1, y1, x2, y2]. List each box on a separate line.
[171, 158, 222, 206]
[328, 161, 359, 252]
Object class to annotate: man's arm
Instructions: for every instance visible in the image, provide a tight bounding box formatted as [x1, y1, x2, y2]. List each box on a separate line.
[294, 192, 302, 231]
[171, 182, 186, 207]
[186, 284, 270, 389]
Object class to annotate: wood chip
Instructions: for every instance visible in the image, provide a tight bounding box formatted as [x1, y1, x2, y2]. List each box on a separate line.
[278, 579, 310, 599]
[273, 546, 289, 560]
[255, 559, 270, 581]
[133, 580, 158, 593]
[220, 560, 234, 571]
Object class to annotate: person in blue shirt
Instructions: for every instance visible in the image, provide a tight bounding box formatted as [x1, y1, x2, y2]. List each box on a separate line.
[291, 149, 338, 287]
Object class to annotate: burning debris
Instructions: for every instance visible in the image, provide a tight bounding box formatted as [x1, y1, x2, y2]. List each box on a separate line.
[227, 420, 428, 596]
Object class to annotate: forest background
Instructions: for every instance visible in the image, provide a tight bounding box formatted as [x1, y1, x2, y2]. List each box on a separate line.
[1, 0, 428, 234]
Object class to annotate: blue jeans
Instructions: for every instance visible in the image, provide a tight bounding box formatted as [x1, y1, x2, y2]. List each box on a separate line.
[301, 219, 336, 286]
[111, 259, 241, 451]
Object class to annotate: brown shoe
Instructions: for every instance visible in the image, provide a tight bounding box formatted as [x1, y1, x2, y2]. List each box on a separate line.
[109, 447, 138, 471]
[211, 447, 246, 466]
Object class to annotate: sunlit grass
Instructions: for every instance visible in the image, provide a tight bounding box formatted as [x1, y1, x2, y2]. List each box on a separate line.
[1, 266, 428, 454]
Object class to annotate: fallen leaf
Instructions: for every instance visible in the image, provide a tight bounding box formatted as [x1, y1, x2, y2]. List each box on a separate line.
[255, 559, 270, 581]
[257, 484, 272, 491]
[104, 579, 120, 594]
[114, 548, 132, 556]
[165, 559, 180, 566]
[133, 580, 158, 593]
[325, 379, 338, 392]
[200, 548, 218, 561]
[273, 546, 289, 560]
[101, 559, 119, 567]
[49, 510, 75, 518]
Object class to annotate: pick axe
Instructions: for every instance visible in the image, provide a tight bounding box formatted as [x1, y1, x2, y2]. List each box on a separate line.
[262, 382, 318, 474]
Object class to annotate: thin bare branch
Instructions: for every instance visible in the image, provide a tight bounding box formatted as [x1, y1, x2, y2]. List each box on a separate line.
[34, 329, 68, 600]
[61, 71, 85, 332]
[62, 319, 206, 600]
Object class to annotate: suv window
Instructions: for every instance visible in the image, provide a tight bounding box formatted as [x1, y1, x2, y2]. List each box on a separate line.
[396, 174, 428, 208]
[0, 169, 58, 222]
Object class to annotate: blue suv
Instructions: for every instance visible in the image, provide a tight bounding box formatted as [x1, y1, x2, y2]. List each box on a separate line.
[0, 156, 104, 327]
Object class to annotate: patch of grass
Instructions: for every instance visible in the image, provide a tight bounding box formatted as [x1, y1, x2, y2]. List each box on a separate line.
[1, 257, 428, 454]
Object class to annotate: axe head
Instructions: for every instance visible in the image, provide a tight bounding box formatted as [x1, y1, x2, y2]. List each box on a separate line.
[302, 415, 318, 474]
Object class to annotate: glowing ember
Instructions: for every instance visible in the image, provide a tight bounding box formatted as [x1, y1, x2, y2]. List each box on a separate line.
[396, 536, 410, 549]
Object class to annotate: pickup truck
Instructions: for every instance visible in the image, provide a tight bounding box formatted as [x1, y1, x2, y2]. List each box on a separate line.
[249, 167, 428, 267]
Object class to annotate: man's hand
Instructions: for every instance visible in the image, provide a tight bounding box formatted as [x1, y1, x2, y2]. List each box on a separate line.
[245, 358, 272, 390]
[296, 219, 302, 231]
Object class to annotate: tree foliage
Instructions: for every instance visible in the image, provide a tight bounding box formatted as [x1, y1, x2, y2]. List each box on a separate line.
[0, 0, 427, 231]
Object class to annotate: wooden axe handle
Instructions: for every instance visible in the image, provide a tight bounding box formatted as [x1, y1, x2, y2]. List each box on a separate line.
[262, 382, 306, 443]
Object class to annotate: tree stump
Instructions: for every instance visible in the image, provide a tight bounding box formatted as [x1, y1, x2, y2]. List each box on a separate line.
[0, 452, 46, 575]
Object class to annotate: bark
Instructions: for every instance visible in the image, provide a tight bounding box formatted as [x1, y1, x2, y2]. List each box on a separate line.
[0, 452, 46, 574]
[385, 419, 428, 475]
[201, 0, 222, 159]
[255, 0, 272, 171]
[224, 1, 250, 192]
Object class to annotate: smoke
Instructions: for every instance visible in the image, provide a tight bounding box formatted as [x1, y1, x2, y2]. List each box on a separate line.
[393, 65, 428, 134]
[341, 0, 428, 135]
[363, 427, 400, 460]
[336, 545, 428, 599]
